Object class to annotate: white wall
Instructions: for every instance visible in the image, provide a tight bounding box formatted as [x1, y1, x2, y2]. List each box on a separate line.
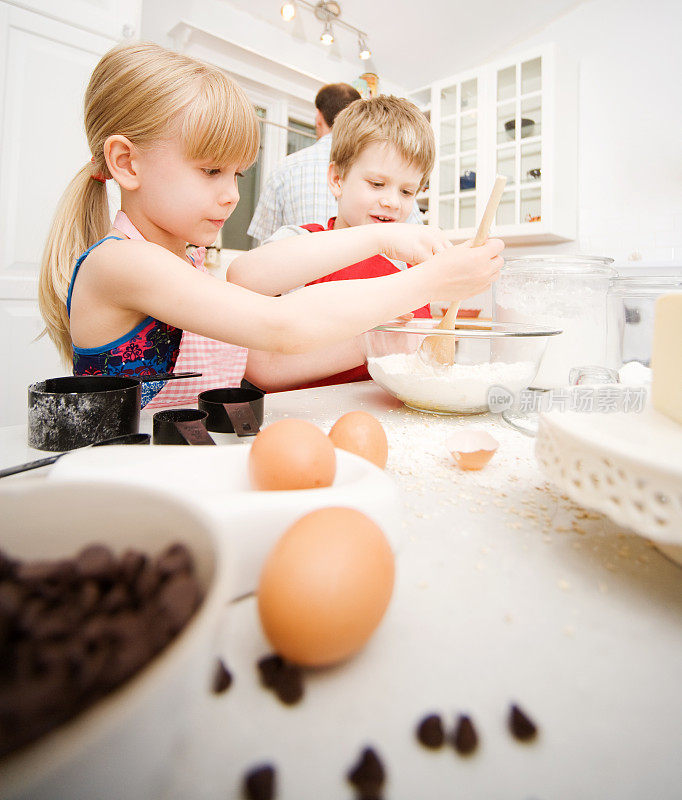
[496, 0, 682, 267]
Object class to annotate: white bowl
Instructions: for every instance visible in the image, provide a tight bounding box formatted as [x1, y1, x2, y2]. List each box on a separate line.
[48, 445, 403, 599]
[0, 481, 229, 800]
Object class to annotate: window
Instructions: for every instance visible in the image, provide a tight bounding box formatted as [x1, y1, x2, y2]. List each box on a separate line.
[219, 112, 315, 251]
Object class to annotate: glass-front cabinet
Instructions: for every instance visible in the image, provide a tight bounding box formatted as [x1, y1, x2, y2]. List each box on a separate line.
[412, 44, 577, 244]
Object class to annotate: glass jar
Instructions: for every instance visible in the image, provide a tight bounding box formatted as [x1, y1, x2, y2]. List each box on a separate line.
[607, 277, 682, 367]
[493, 255, 616, 389]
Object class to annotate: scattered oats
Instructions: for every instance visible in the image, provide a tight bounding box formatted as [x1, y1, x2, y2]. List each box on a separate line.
[605, 562, 617, 572]
[618, 547, 631, 558]
[636, 555, 650, 565]
[558, 579, 571, 591]
[508, 522, 523, 530]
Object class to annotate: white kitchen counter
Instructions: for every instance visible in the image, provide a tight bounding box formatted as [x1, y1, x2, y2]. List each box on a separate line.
[1, 381, 681, 799]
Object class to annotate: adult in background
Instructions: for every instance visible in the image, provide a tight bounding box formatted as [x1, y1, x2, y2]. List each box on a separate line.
[248, 83, 423, 243]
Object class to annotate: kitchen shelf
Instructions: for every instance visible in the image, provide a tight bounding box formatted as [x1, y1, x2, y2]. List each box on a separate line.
[411, 44, 577, 243]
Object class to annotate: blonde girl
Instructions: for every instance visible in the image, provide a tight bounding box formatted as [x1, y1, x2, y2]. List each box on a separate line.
[39, 41, 504, 406]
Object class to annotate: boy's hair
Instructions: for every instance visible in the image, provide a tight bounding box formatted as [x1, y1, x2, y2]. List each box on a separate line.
[315, 83, 362, 129]
[330, 96, 434, 186]
[38, 41, 260, 364]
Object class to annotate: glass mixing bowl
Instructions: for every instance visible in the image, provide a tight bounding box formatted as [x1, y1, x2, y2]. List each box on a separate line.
[361, 319, 561, 415]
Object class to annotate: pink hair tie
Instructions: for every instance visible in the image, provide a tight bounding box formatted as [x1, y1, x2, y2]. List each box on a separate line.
[90, 156, 107, 184]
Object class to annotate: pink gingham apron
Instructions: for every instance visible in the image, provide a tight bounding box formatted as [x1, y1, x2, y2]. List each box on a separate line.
[112, 211, 248, 409]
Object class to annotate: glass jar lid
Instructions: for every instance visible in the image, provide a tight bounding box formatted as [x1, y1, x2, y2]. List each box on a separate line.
[503, 254, 616, 276]
[609, 276, 682, 295]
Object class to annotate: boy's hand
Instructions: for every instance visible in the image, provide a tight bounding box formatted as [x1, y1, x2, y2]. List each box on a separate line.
[425, 238, 505, 301]
[378, 223, 453, 266]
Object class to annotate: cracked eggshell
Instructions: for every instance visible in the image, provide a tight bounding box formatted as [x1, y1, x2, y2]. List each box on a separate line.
[446, 430, 499, 471]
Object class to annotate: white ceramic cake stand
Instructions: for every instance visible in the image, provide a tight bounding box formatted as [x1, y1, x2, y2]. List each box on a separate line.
[535, 403, 682, 565]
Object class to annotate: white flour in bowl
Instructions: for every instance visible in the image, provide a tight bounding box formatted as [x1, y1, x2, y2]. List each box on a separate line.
[367, 354, 536, 413]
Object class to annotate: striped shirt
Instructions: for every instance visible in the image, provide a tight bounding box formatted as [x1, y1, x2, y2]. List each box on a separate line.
[247, 134, 423, 243]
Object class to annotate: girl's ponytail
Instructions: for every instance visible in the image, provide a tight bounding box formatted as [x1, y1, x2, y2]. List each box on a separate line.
[38, 162, 110, 364]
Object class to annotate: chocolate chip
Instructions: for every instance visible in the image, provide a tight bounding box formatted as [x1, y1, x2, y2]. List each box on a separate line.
[243, 764, 276, 800]
[509, 703, 538, 741]
[76, 545, 116, 582]
[416, 713, 445, 749]
[452, 714, 478, 755]
[0, 580, 23, 618]
[15, 559, 63, 584]
[212, 658, 233, 694]
[347, 746, 385, 798]
[119, 550, 147, 583]
[257, 655, 304, 705]
[134, 563, 161, 601]
[156, 543, 193, 577]
[100, 584, 129, 614]
[78, 580, 100, 614]
[156, 573, 202, 634]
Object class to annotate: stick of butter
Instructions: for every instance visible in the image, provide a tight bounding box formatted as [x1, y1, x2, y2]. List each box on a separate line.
[651, 292, 682, 425]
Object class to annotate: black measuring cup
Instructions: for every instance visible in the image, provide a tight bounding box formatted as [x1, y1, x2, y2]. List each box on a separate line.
[197, 383, 264, 438]
[152, 409, 215, 445]
[27, 372, 200, 451]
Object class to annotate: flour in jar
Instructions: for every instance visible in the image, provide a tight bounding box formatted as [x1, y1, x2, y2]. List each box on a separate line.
[367, 353, 536, 413]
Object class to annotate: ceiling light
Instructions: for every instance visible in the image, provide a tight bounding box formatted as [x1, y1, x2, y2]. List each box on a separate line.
[280, 2, 369, 57]
[280, 2, 296, 21]
[320, 20, 334, 45]
[358, 35, 371, 60]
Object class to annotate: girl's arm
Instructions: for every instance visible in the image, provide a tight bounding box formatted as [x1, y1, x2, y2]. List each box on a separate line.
[83, 237, 503, 354]
[244, 338, 364, 392]
[227, 222, 453, 295]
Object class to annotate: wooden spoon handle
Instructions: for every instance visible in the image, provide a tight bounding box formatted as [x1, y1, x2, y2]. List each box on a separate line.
[437, 175, 507, 332]
[473, 175, 507, 246]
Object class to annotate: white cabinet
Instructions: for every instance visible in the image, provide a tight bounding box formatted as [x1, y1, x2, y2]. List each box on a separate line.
[414, 44, 577, 245]
[0, 1, 138, 425]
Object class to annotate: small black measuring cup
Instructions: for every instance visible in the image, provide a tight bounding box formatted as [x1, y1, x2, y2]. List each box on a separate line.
[197, 383, 264, 438]
[152, 409, 215, 445]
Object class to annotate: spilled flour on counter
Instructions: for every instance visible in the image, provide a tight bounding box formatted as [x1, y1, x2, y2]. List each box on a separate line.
[367, 354, 536, 413]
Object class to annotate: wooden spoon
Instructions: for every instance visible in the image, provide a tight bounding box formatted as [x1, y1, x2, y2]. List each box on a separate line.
[419, 175, 507, 367]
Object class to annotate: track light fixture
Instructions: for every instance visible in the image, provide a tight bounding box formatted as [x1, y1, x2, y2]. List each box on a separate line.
[280, 2, 296, 22]
[280, 1, 371, 61]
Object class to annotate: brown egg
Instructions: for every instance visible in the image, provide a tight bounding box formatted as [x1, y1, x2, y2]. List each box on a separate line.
[328, 410, 389, 469]
[257, 507, 395, 666]
[249, 419, 336, 491]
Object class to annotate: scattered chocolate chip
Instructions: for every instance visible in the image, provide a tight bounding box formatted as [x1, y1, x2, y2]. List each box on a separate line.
[452, 714, 478, 755]
[257, 655, 304, 705]
[243, 764, 276, 800]
[212, 658, 232, 694]
[347, 746, 385, 799]
[416, 713, 445, 749]
[509, 703, 538, 741]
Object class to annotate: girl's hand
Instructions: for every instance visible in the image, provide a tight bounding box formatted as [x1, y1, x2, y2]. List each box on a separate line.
[424, 238, 505, 301]
[377, 223, 453, 266]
